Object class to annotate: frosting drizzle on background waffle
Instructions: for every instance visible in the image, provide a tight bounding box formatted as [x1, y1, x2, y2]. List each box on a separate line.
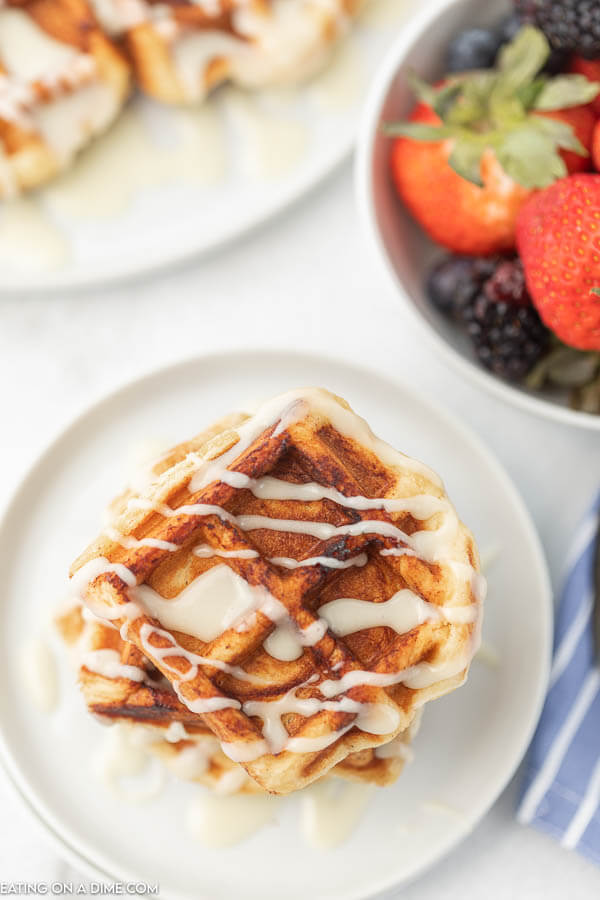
[70, 388, 484, 794]
[0, 0, 129, 196]
[88, 0, 358, 103]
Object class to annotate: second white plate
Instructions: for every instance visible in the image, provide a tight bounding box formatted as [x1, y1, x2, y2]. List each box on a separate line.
[0, 350, 552, 898]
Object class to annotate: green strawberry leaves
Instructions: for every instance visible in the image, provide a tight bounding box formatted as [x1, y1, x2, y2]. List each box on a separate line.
[383, 121, 452, 141]
[534, 75, 600, 110]
[592, 289, 600, 297]
[526, 340, 600, 391]
[532, 115, 587, 155]
[495, 122, 569, 187]
[384, 25, 600, 189]
[495, 26, 549, 96]
[406, 73, 463, 118]
[448, 136, 487, 185]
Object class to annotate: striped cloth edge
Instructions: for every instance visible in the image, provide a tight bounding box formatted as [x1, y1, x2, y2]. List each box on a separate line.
[518, 492, 600, 864]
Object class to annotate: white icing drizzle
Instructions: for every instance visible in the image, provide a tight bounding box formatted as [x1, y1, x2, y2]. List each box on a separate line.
[115, 527, 366, 572]
[128, 496, 236, 524]
[0, 10, 96, 98]
[319, 589, 478, 636]
[221, 738, 269, 763]
[88, 0, 148, 33]
[238, 514, 426, 555]
[223, 473, 447, 516]
[138, 621, 262, 688]
[104, 526, 178, 552]
[136, 565, 268, 643]
[164, 721, 190, 743]
[20, 637, 60, 713]
[186, 790, 280, 848]
[193, 544, 259, 559]
[92, 722, 165, 803]
[301, 779, 373, 850]
[262, 623, 305, 661]
[72, 556, 138, 596]
[164, 744, 212, 780]
[214, 765, 251, 795]
[81, 648, 146, 682]
[475, 640, 501, 668]
[319, 654, 472, 697]
[269, 553, 368, 569]
[0, 9, 121, 188]
[187, 776, 374, 850]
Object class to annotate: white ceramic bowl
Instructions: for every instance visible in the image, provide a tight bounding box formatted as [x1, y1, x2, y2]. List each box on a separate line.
[355, 0, 600, 431]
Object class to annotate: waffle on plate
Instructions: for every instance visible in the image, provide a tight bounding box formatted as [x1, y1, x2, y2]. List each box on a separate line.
[89, 0, 360, 103]
[0, 0, 130, 196]
[68, 388, 485, 795]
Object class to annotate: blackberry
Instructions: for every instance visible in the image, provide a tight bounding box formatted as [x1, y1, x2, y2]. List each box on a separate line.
[504, 8, 568, 70]
[446, 28, 502, 72]
[514, 0, 538, 22]
[462, 293, 550, 381]
[515, 0, 600, 59]
[426, 255, 498, 320]
[483, 258, 531, 307]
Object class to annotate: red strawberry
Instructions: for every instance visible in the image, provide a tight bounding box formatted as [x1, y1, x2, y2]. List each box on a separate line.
[390, 105, 530, 256]
[569, 56, 600, 116]
[517, 174, 600, 351]
[593, 120, 600, 170]
[387, 27, 600, 256]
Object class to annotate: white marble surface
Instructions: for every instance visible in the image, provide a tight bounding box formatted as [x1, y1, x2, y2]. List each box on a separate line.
[0, 162, 599, 897]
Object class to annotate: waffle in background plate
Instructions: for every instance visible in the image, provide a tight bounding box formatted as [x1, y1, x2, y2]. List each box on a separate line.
[89, 0, 360, 103]
[0, 0, 130, 197]
[69, 387, 484, 795]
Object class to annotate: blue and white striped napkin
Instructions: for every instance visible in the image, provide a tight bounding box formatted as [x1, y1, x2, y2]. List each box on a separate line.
[518, 494, 600, 864]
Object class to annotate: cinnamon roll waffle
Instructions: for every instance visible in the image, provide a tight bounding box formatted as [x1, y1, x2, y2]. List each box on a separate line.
[0, 0, 130, 196]
[69, 388, 484, 795]
[88, 0, 359, 104]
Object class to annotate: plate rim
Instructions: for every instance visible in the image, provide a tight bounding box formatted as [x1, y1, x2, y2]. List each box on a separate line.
[0, 139, 350, 294]
[353, 0, 600, 432]
[0, 347, 553, 897]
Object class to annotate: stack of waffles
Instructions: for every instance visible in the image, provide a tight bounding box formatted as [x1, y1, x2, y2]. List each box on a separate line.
[0, 0, 361, 196]
[58, 388, 485, 798]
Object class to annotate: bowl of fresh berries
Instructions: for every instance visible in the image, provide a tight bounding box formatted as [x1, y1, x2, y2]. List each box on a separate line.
[356, 0, 600, 427]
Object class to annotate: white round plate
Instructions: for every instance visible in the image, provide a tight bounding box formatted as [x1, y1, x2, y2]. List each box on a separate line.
[355, 0, 600, 431]
[0, 350, 551, 898]
[0, 0, 411, 292]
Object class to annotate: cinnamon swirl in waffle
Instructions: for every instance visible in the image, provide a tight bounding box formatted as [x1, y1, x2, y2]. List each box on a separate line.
[69, 388, 484, 795]
[88, 0, 359, 104]
[0, 0, 130, 196]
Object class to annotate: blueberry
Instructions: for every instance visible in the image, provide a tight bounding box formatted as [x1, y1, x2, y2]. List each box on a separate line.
[446, 28, 502, 72]
[426, 256, 483, 319]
